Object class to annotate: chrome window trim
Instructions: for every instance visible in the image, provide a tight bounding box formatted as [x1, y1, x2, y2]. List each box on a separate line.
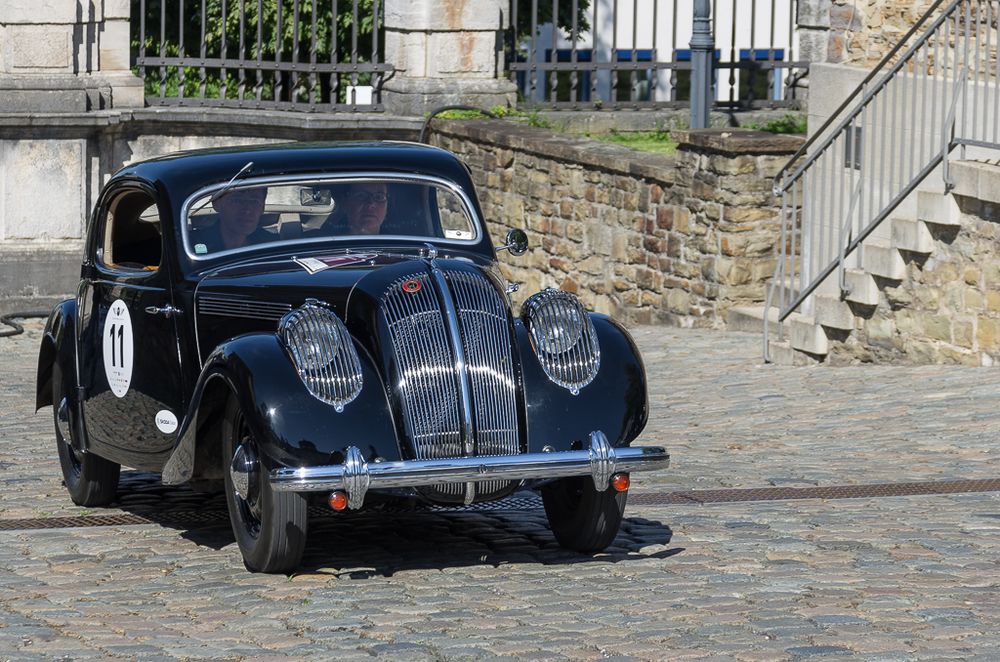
[179, 172, 483, 263]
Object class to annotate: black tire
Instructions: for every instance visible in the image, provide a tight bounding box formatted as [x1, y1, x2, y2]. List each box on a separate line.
[222, 394, 307, 573]
[541, 476, 627, 553]
[52, 364, 120, 507]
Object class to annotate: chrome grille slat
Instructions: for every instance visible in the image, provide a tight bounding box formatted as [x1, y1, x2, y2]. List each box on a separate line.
[197, 295, 292, 321]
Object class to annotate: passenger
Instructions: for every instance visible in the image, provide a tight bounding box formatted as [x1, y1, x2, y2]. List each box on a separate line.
[316, 182, 389, 236]
[191, 187, 269, 253]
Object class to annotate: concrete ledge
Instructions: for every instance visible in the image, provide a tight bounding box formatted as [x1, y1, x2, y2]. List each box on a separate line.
[672, 129, 805, 156]
[0, 244, 81, 301]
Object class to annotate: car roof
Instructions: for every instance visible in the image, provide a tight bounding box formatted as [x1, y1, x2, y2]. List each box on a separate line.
[112, 141, 475, 205]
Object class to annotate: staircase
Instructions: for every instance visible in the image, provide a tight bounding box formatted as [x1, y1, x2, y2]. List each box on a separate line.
[738, 0, 1000, 363]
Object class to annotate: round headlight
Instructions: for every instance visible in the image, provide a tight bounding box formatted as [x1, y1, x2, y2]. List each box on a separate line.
[531, 297, 584, 354]
[522, 289, 600, 393]
[279, 301, 362, 410]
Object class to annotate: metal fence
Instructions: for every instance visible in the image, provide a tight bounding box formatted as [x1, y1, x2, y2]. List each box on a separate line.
[133, 0, 392, 111]
[507, 0, 806, 110]
[766, 0, 1000, 355]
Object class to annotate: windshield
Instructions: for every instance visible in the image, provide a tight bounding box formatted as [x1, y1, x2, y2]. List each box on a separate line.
[184, 176, 478, 258]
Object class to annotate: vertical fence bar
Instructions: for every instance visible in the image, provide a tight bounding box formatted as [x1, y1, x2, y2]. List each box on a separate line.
[528, 0, 537, 102]
[255, 0, 263, 101]
[308, 0, 317, 105]
[179, 0, 186, 100]
[690, 0, 713, 127]
[199, 0, 207, 99]
[972, 0, 981, 142]
[291, 0, 301, 105]
[669, 0, 678, 100]
[330, 0, 339, 107]
[275, 0, 284, 102]
[221, 0, 229, 100]
[138, 0, 147, 96]
[728, 0, 737, 106]
[629, 0, 638, 104]
[570, 0, 579, 105]
[590, 0, 599, 103]
[748, 0, 757, 107]
[651, 0, 658, 103]
[549, 0, 558, 105]
[238, 0, 247, 101]
[611, 0, 619, 101]
[372, 0, 381, 102]
[159, 0, 167, 100]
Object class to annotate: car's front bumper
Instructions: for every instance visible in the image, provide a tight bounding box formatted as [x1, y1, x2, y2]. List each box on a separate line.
[269, 430, 669, 509]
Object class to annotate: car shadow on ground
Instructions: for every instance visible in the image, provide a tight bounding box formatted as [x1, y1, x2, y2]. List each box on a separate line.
[109, 471, 682, 576]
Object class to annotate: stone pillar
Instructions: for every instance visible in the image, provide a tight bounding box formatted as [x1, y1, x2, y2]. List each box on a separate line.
[0, 0, 143, 111]
[382, 0, 517, 116]
[796, 0, 832, 100]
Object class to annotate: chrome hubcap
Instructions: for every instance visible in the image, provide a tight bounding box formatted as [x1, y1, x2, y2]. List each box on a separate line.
[230, 443, 258, 501]
[56, 397, 72, 445]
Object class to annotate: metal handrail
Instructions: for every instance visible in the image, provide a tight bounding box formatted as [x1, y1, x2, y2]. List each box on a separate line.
[772, 0, 954, 192]
[765, 0, 1000, 360]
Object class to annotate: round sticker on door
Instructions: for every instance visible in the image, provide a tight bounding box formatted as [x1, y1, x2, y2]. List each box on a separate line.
[103, 299, 133, 398]
[155, 410, 178, 434]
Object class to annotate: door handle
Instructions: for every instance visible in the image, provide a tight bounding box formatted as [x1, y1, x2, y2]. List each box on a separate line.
[145, 305, 182, 318]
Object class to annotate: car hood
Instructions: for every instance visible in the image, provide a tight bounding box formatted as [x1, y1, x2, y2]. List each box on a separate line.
[192, 248, 509, 364]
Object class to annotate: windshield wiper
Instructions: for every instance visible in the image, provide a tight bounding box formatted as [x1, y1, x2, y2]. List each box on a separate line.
[188, 161, 255, 217]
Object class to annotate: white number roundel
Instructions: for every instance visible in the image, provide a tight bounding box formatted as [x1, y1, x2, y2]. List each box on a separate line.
[103, 299, 134, 398]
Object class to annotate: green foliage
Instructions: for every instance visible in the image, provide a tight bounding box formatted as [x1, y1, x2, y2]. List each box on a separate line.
[132, 0, 378, 102]
[594, 129, 677, 156]
[515, 0, 591, 38]
[746, 113, 808, 135]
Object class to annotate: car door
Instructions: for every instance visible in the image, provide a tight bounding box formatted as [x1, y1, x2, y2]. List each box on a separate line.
[76, 183, 187, 471]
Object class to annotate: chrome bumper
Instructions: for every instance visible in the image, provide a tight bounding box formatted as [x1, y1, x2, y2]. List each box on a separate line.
[269, 430, 669, 509]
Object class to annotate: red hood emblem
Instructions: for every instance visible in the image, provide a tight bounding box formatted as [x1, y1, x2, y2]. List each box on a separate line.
[401, 279, 422, 294]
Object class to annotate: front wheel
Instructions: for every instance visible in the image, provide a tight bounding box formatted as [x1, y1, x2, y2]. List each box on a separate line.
[52, 364, 120, 506]
[222, 394, 307, 573]
[541, 476, 627, 553]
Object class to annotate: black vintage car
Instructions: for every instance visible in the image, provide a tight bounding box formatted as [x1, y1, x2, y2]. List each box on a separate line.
[35, 142, 669, 572]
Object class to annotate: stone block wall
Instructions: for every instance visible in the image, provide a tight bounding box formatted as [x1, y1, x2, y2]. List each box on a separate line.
[428, 120, 802, 326]
[825, 169, 1000, 366]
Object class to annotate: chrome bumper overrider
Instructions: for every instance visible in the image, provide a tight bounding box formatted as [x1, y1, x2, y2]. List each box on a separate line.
[269, 430, 670, 510]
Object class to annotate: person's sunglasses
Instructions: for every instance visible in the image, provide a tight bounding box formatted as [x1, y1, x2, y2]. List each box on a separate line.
[348, 191, 388, 204]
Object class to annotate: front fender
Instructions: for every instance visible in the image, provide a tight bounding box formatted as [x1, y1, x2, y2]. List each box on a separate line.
[518, 314, 648, 452]
[162, 332, 398, 485]
[36, 299, 77, 411]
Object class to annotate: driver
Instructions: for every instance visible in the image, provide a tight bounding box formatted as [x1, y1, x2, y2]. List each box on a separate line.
[312, 182, 390, 237]
[192, 187, 270, 253]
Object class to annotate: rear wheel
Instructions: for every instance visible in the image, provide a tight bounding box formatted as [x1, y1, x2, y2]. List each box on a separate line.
[541, 476, 627, 553]
[52, 364, 120, 506]
[222, 394, 307, 573]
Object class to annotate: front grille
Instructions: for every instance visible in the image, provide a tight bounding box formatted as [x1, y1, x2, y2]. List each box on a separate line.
[197, 294, 292, 321]
[382, 272, 462, 460]
[381, 268, 521, 503]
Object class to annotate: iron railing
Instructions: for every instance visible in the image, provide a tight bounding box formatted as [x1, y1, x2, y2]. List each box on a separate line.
[507, 0, 806, 110]
[133, 0, 392, 111]
[766, 0, 1000, 358]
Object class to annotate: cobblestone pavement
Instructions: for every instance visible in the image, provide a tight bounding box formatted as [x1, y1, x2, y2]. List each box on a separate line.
[2, 319, 999, 660]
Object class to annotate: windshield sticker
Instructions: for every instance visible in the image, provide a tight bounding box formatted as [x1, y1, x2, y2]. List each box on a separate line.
[294, 254, 377, 274]
[103, 299, 134, 398]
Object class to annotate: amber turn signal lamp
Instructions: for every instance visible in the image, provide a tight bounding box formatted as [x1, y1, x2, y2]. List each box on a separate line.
[610, 473, 630, 492]
[328, 490, 349, 511]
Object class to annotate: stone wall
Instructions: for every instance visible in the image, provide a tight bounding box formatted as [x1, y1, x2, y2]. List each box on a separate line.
[428, 120, 802, 326]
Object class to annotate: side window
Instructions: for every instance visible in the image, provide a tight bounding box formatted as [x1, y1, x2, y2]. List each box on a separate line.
[99, 190, 162, 272]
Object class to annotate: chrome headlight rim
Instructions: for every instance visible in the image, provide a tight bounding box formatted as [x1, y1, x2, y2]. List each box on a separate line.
[522, 289, 600, 394]
[278, 300, 363, 411]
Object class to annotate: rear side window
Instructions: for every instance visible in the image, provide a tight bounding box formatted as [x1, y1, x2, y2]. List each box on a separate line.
[99, 190, 162, 272]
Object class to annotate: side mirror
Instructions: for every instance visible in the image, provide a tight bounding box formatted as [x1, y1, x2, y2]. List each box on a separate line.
[499, 228, 529, 256]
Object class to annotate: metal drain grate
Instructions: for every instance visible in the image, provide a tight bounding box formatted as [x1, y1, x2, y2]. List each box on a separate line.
[1, 479, 998, 531]
[630, 478, 1000, 506]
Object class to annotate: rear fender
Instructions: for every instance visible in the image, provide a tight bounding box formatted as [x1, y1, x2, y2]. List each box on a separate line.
[162, 332, 398, 485]
[36, 299, 77, 411]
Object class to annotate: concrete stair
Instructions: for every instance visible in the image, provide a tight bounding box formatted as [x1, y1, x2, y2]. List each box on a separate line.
[752, 180, 973, 364]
